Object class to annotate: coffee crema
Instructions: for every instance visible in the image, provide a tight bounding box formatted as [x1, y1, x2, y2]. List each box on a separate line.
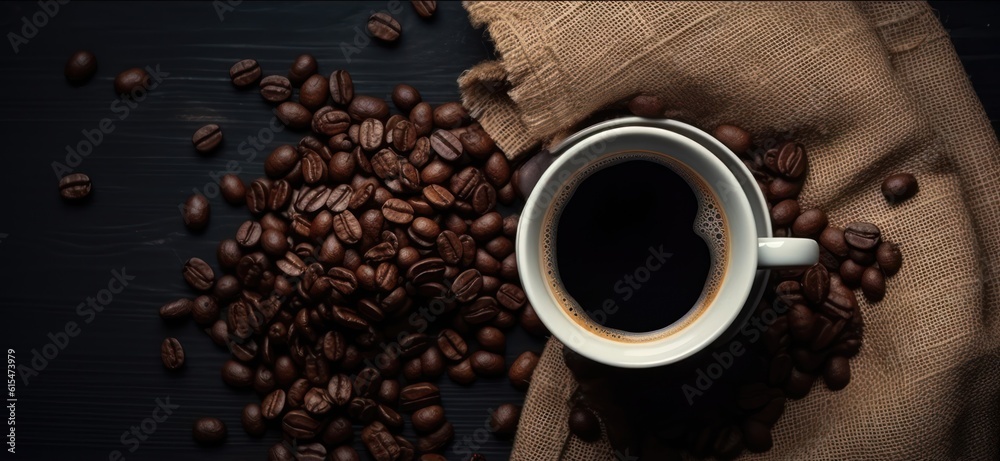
[541, 151, 729, 342]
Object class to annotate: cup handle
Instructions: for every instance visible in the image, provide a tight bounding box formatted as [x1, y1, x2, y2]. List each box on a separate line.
[757, 238, 819, 268]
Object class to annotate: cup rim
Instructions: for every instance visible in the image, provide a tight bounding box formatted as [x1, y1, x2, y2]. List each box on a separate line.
[516, 124, 758, 367]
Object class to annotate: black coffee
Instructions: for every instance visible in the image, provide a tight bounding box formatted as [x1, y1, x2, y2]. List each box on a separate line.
[555, 158, 717, 333]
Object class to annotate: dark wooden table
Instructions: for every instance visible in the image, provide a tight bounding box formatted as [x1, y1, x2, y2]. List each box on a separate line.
[0, 2, 994, 460]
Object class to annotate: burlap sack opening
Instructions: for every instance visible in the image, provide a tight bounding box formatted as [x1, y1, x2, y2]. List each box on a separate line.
[458, 2, 1000, 459]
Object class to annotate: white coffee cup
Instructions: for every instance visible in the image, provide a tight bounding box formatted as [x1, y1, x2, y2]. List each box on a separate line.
[516, 119, 818, 368]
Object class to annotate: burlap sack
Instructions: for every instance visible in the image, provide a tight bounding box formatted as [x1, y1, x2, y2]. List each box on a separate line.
[458, 2, 1000, 460]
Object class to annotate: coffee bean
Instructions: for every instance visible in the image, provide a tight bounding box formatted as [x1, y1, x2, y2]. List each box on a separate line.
[452, 269, 483, 302]
[288, 54, 318, 86]
[410, 102, 434, 136]
[849, 247, 875, 265]
[881, 173, 918, 203]
[330, 446, 360, 461]
[430, 129, 463, 161]
[447, 358, 476, 385]
[240, 403, 266, 437]
[772, 141, 807, 179]
[282, 409, 320, 439]
[221, 359, 253, 387]
[768, 177, 803, 201]
[276, 102, 312, 130]
[312, 106, 351, 136]
[496, 283, 526, 310]
[519, 303, 548, 337]
[400, 382, 441, 412]
[435, 329, 467, 362]
[392, 120, 418, 152]
[482, 152, 511, 187]
[627, 94, 665, 118]
[391, 83, 422, 113]
[328, 69, 355, 106]
[114, 67, 150, 96]
[770, 199, 800, 227]
[260, 389, 287, 420]
[471, 183, 497, 214]
[788, 303, 816, 342]
[412, 405, 445, 434]
[713, 124, 752, 155]
[160, 337, 185, 370]
[433, 102, 468, 129]
[470, 212, 502, 242]
[58, 173, 92, 200]
[299, 74, 330, 111]
[819, 226, 849, 258]
[422, 159, 454, 184]
[65, 50, 97, 84]
[876, 242, 903, 276]
[258, 75, 292, 103]
[470, 350, 505, 377]
[360, 118, 385, 152]
[844, 222, 881, 250]
[192, 124, 223, 154]
[192, 416, 227, 445]
[382, 198, 415, 224]
[416, 421, 454, 453]
[509, 351, 538, 391]
[824, 355, 851, 390]
[368, 12, 402, 42]
[802, 264, 830, 304]
[229, 58, 262, 88]
[218, 173, 245, 206]
[159, 298, 193, 322]
[235, 220, 263, 248]
[362, 421, 400, 461]
[182, 257, 214, 291]
[791, 209, 827, 237]
[460, 127, 495, 160]
[265, 145, 299, 178]
[349, 95, 390, 122]
[568, 405, 601, 442]
[411, 0, 437, 18]
[489, 404, 521, 437]
[861, 266, 886, 302]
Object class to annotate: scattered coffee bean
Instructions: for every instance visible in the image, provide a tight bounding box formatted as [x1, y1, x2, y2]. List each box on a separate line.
[65, 50, 97, 84]
[276, 102, 313, 131]
[114, 67, 150, 96]
[260, 75, 292, 103]
[367, 12, 402, 42]
[508, 351, 538, 391]
[876, 242, 903, 276]
[489, 403, 521, 437]
[299, 74, 330, 111]
[568, 405, 601, 442]
[192, 124, 223, 154]
[881, 173, 918, 203]
[392, 83, 422, 112]
[192, 416, 227, 445]
[713, 124, 752, 155]
[58, 173, 92, 200]
[860, 266, 886, 302]
[230, 59, 261, 89]
[626, 94, 665, 118]
[791, 209, 827, 237]
[161, 337, 185, 370]
[411, 0, 437, 18]
[241, 403, 266, 437]
[844, 222, 881, 250]
[288, 54, 318, 87]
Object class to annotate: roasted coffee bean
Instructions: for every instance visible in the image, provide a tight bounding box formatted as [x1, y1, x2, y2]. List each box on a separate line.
[395, 333, 429, 359]
[768, 177, 803, 200]
[876, 242, 903, 276]
[802, 264, 830, 304]
[368, 12, 402, 42]
[191, 295, 219, 326]
[460, 127, 495, 160]
[260, 75, 292, 103]
[362, 421, 400, 461]
[329, 152, 357, 183]
[382, 198, 415, 224]
[192, 124, 223, 153]
[509, 351, 538, 391]
[771, 141, 807, 179]
[160, 337, 185, 370]
[299, 74, 330, 111]
[462, 296, 499, 324]
[627, 94, 665, 118]
[329, 446, 360, 461]
[788, 303, 816, 342]
[287, 378, 312, 408]
[475, 249, 502, 276]
[348, 95, 390, 122]
[470, 350, 505, 377]
[447, 359, 476, 385]
[490, 403, 521, 437]
[114, 67, 150, 96]
[471, 183, 497, 214]
[360, 118, 385, 151]
[421, 159, 454, 185]
[328, 69, 354, 105]
[219, 174, 246, 206]
[430, 129, 463, 161]
[770, 199, 800, 227]
[470, 212, 502, 242]
[844, 221, 881, 250]
[410, 101, 434, 136]
[65, 50, 97, 84]
[303, 387, 333, 415]
[312, 106, 351, 136]
[861, 266, 886, 302]
[824, 355, 851, 390]
[792, 209, 827, 237]
[159, 298, 193, 322]
[411, 0, 437, 18]
[476, 326, 505, 353]
[301, 152, 327, 185]
[483, 152, 511, 186]
[221, 359, 253, 387]
[485, 236, 514, 260]
[276, 101, 312, 130]
[819, 226, 849, 257]
[183, 257, 214, 291]
[349, 397, 380, 423]
[411, 405, 445, 434]
[496, 283, 526, 310]
[452, 269, 483, 302]
[282, 410, 321, 439]
[433, 102, 468, 129]
[392, 120, 418, 152]
[416, 421, 454, 453]
[236, 220, 263, 248]
[437, 329, 468, 362]
[261, 389, 286, 419]
[192, 416, 227, 445]
[329, 211, 362, 244]
[399, 382, 441, 412]
[389, 84, 421, 113]
[713, 124, 752, 155]
[258, 228, 288, 258]
[881, 173, 918, 203]
[497, 184, 517, 206]
[265, 145, 299, 178]
[230, 59, 261, 89]
[287, 54, 318, 86]
[182, 193, 210, 230]
[568, 405, 601, 442]
[849, 247, 876, 265]
[519, 303, 548, 337]
[838, 260, 864, 288]
[241, 403, 266, 437]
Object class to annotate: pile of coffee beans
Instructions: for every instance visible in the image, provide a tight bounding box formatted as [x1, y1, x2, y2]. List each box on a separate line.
[558, 95, 908, 460]
[162, 52, 544, 460]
